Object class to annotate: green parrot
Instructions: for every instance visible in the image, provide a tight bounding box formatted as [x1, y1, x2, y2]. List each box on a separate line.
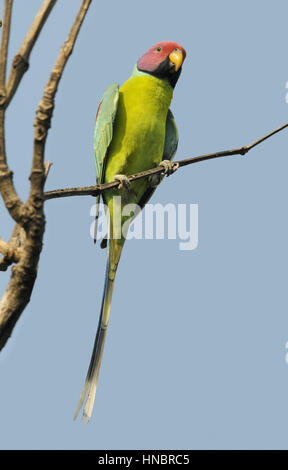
[74, 41, 186, 422]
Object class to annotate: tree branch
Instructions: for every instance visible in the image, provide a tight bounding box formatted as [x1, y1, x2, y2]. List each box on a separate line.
[44, 121, 288, 201]
[0, 1, 57, 225]
[0, 223, 25, 271]
[30, 0, 91, 198]
[5, 0, 57, 108]
[0, 1, 92, 352]
[0, 163, 51, 272]
[0, 0, 24, 223]
[0, 0, 12, 94]
[0, 237, 20, 268]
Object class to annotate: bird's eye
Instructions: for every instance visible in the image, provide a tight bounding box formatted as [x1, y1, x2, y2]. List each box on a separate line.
[155, 46, 162, 52]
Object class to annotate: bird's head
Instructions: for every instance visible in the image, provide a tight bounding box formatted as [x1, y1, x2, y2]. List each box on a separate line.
[137, 41, 186, 88]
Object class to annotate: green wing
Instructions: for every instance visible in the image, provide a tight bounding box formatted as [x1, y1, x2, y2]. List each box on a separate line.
[162, 109, 179, 162]
[93, 83, 119, 243]
[94, 83, 119, 185]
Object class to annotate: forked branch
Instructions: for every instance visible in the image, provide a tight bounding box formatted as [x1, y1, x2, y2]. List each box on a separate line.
[0, 0, 92, 352]
[5, 0, 57, 109]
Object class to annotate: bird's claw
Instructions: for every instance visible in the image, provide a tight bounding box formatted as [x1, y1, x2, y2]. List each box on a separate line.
[159, 160, 179, 176]
[114, 174, 131, 190]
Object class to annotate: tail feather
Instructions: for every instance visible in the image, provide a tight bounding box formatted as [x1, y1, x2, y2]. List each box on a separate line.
[74, 239, 123, 423]
[82, 325, 108, 423]
[73, 305, 104, 421]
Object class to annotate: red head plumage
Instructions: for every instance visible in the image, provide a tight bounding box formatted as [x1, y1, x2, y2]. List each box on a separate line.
[138, 41, 186, 73]
[137, 41, 186, 88]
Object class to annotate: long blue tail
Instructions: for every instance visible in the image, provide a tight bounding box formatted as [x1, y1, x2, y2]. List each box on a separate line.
[74, 237, 123, 422]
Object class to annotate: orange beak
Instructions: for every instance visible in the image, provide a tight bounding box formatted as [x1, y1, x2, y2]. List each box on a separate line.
[168, 50, 183, 72]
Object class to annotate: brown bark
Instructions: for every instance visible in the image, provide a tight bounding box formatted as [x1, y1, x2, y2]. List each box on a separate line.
[0, 0, 92, 351]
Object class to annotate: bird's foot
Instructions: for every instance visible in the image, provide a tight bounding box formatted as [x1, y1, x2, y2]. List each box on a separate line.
[114, 174, 131, 190]
[159, 160, 179, 177]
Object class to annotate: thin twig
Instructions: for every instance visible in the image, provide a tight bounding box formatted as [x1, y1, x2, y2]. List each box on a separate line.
[31, 0, 91, 197]
[5, 0, 57, 108]
[0, 0, 12, 95]
[44, 121, 288, 201]
[0, 0, 24, 223]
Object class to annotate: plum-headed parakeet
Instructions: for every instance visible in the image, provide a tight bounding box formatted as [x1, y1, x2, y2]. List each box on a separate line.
[74, 41, 186, 422]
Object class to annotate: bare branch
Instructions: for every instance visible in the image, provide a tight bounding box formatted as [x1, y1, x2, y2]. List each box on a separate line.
[0, 0, 24, 223]
[0, 163, 51, 272]
[0, 258, 11, 271]
[0, 1, 92, 352]
[0, 237, 20, 268]
[0, 113, 24, 222]
[0, 237, 10, 256]
[5, 0, 57, 108]
[30, 0, 92, 198]
[44, 121, 288, 201]
[0, 0, 13, 96]
[0, 221, 25, 271]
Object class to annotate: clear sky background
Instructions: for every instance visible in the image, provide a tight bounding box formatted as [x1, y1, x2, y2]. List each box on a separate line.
[1, 0, 288, 450]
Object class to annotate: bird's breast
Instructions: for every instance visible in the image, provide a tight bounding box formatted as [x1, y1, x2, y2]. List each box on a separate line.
[105, 75, 173, 181]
